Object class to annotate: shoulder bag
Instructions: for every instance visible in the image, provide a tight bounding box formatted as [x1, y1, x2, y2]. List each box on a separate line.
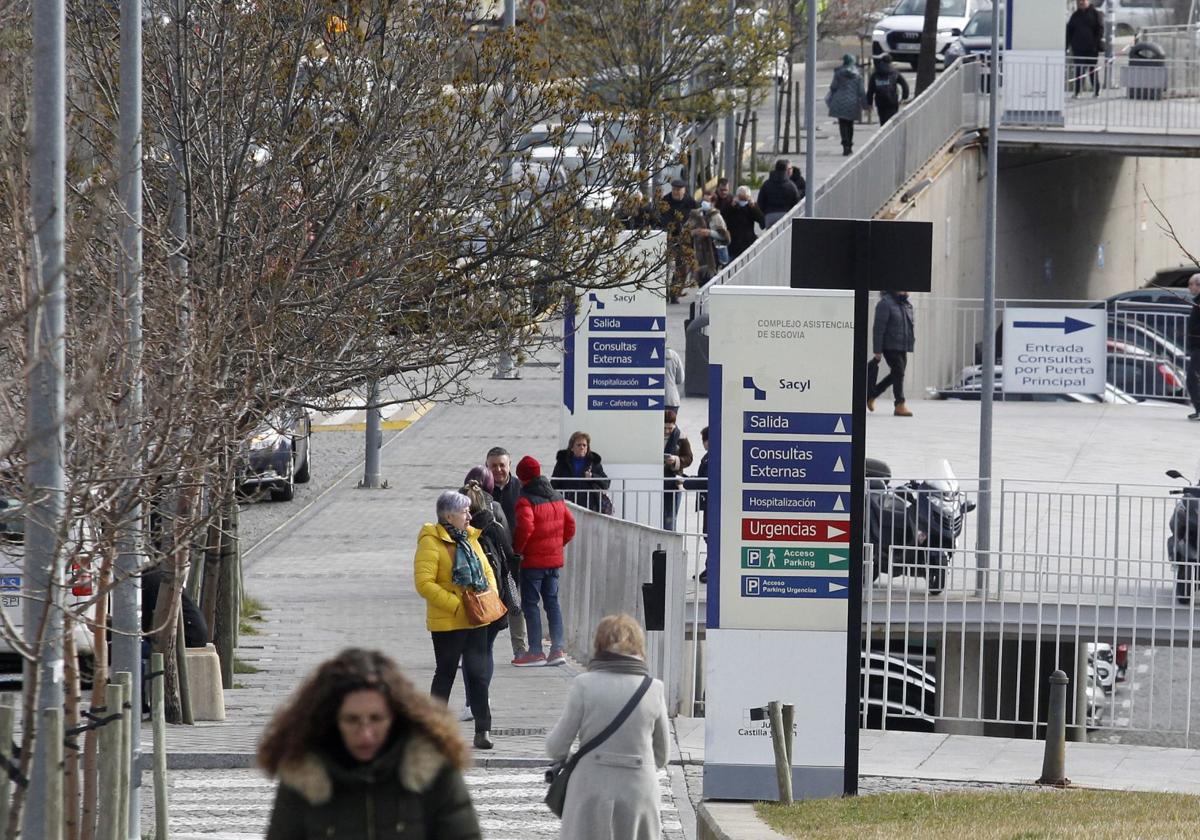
[544, 675, 653, 817]
[462, 585, 506, 626]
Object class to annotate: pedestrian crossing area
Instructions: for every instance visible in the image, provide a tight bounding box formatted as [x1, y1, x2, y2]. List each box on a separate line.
[145, 766, 686, 839]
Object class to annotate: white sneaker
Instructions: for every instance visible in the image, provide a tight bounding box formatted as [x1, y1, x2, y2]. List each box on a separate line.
[459, 703, 474, 722]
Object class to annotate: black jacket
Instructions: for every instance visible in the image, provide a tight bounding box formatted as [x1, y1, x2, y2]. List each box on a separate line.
[756, 170, 800, 216]
[872, 292, 916, 354]
[470, 508, 518, 612]
[142, 568, 209, 648]
[1066, 6, 1104, 56]
[489, 479, 521, 537]
[550, 449, 610, 513]
[1188, 294, 1200, 351]
[867, 63, 909, 109]
[682, 451, 709, 530]
[721, 202, 766, 258]
[658, 193, 699, 237]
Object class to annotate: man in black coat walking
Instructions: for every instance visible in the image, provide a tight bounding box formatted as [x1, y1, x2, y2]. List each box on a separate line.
[756, 159, 800, 227]
[867, 291, 916, 417]
[866, 54, 910, 126]
[1186, 274, 1200, 420]
[1066, 0, 1104, 97]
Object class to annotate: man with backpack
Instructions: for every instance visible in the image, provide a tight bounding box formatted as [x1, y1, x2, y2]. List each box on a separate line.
[866, 53, 910, 127]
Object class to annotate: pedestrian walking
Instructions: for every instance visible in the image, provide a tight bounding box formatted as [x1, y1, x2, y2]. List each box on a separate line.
[721, 185, 766, 260]
[414, 490, 500, 749]
[756, 159, 800, 227]
[658, 178, 699, 303]
[259, 648, 482, 840]
[866, 53, 909, 126]
[867, 291, 916, 417]
[1185, 273, 1200, 420]
[545, 614, 670, 840]
[787, 163, 806, 202]
[713, 177, 734, 212]
[513, 455, 577, 667]
[664, 346, 684, 414]
[551, 431, 611, 513]
[684, 197, 730, 287]
[483, 449, 529, 662]
[1067, 0, 1104, 97]
[826, 54, 866, 156]
[682, 426, 710, 582]
[663, 409, 693, 531]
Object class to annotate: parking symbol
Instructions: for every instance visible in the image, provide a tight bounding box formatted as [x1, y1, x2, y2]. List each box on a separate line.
[742, 577, 761, 597]
[747, 549, 761, 567]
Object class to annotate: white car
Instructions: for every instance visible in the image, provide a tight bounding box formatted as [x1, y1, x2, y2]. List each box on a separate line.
[873, 0, 992, 69]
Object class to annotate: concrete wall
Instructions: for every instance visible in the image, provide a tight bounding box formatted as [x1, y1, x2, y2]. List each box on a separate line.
[560, 504, 688, 715]
[891, 146, 1200, 395]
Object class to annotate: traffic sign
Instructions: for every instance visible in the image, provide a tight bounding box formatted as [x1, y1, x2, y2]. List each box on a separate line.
[529, 0, 548, 25]
[742, 489, 849, 514]
[588, 373, 663, 390]
[741, 439, 851, 485]
[741, 546, 849, 571]
[588, 336, 664, 368]
[743, 411, 851, 436]
[741, 517, 850, 543]
[740, 575, 850, 599]
[589, 315, 665, 332]
[588, 394, 662, 411]
[1001, 307, 1105, 395]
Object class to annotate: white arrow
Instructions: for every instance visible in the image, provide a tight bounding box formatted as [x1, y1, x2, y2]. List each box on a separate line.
[647, 376, 661, 386]
[649, 396, 661, 407]
[833, 496, 845, 512]
[828, 582, 848, 593]
[834, 418, 846, 433]
[833, 457, 845, 472]
[650, 347, 660, 360]
[828, 553, 847, 565]
[827, 524, 846, 539]
[651, 319, 661, 330]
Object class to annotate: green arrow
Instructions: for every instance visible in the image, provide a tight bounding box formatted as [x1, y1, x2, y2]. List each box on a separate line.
[741, 546, 849, 571]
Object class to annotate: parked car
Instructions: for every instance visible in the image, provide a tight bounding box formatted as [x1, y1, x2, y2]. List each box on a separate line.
[860, 648, 937, 732]
[937, 361, 1182, 404]
[239, 409, 312, 502]
[1105, 339, 1187, 401]
[872, 0, 992, 68]
[943, 6, 999, 65]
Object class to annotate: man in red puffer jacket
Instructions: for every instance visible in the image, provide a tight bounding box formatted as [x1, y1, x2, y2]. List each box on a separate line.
[512, 455, 576, 667]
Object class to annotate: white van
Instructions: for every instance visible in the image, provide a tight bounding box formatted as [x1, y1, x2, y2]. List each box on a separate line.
[872, 0, 993, 68]
[1102, 0, 1177, 38]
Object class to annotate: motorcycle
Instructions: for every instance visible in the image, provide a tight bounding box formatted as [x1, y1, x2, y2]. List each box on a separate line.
[1165, 468, 1200, 604]
[866, 458, 975, 595]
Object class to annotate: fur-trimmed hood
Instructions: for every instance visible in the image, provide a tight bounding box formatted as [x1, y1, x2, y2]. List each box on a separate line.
[275, 732, 450, 806]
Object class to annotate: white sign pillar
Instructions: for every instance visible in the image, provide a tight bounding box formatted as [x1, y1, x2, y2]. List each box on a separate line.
[1004, 0, 1067, 125]
[703, 286, 864, 801]
[562, 236, 668, 522]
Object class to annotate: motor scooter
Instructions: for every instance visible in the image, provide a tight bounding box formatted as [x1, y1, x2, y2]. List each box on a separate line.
[1165, 468, 1200, 604]
[866, 458, 974, 595]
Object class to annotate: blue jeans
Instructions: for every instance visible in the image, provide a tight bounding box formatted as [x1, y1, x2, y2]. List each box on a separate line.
[521, 567, 564, 653]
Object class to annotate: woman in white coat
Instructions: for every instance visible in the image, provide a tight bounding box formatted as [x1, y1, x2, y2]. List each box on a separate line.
[545, 614, 670, 840]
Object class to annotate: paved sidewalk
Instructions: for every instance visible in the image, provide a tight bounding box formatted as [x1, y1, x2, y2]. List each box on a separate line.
[147, 357, 574, 765]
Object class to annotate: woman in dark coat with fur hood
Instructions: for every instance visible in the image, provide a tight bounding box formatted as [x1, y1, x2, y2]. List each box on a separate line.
[259, 648, 481, 840]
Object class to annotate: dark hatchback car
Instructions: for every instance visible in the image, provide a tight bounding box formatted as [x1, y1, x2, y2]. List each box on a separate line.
[239, 409, 312, 502]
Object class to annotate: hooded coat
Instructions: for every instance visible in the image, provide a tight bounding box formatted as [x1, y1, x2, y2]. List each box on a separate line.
[514, 476, 576, 570]
[872, 291, 916, 354]
[755, 168, 800, 217]
[413, 523, 498, 632]
[265, 731, 481, 840]
[826, 64, 865, 121]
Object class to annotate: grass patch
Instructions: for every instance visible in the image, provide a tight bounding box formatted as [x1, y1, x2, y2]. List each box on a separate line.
[756, 789, 1200, 840]
[241, 594, 268, 620]
[232, 657, 260, 675]
[238, 619, 260, 636]
[232, 682, 246, 689]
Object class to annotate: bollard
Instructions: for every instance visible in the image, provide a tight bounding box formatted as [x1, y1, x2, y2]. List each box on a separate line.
[44, 708, 64, 840]
[97, 684, 124, 840]
[1037, 669, 1071, 786]
[152, 653, 170, 840]
[767, 700, 793, 804]
[114, 673, 133, 840]
[781, 703, 795, 767]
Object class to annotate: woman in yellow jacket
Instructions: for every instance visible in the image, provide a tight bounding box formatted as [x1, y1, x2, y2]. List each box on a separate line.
[415, 490, 499, 751]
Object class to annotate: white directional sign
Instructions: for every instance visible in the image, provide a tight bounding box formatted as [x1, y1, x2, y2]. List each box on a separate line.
[704, 286, 857, 802]
[1002, 307, 1105, 395]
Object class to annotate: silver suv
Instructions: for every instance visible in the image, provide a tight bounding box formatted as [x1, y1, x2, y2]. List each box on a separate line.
[872, 0, 992, 68]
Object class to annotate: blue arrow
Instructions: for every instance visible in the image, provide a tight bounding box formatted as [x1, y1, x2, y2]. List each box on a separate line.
[1012, 316, 1093, 334]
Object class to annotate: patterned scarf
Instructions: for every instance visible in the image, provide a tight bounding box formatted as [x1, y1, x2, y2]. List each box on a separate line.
[446, 524, 488, 592]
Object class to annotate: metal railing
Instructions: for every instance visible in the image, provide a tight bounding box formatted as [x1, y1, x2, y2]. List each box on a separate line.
[993, 53, 1200, 132]
[909, 295, 1190, 403]
[698, 58, 983, 295]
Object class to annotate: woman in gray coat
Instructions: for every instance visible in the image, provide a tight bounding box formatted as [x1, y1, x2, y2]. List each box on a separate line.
[546, 614, 670, 840]
[826, 53, 866, 156]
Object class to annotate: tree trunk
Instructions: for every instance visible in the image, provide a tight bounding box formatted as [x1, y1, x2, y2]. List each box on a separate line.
[915, 0, 940, 94]
[79, 553, 112, 840]
[63, 626, 81, 840]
